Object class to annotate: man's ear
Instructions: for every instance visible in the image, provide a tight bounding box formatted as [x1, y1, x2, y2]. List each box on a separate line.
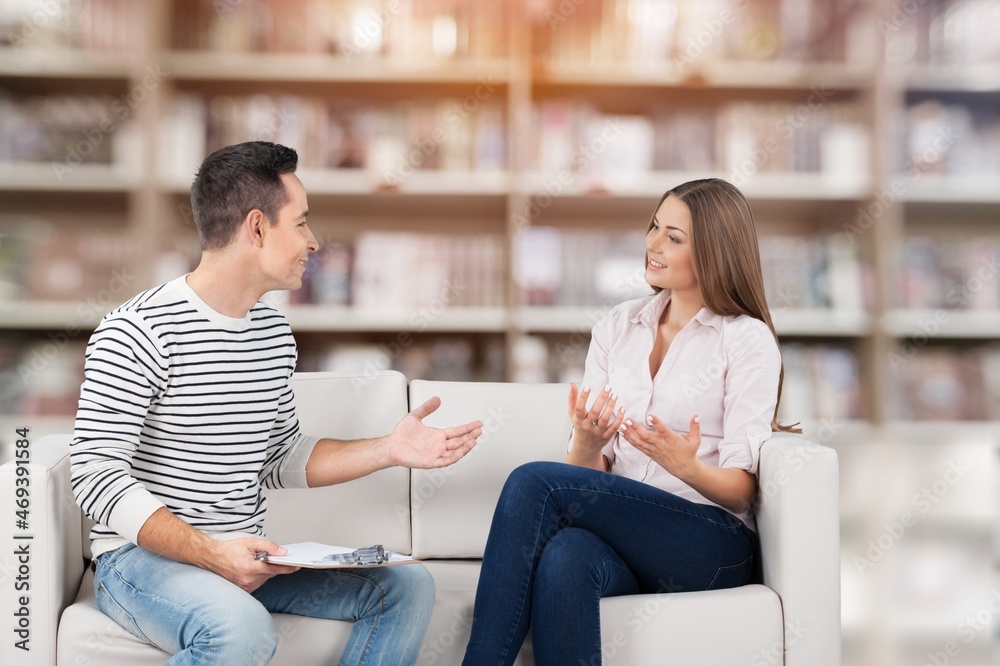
[244, 209, 267, 248]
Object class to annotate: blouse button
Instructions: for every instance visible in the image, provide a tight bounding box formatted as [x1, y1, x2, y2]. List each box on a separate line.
[609, 367, 615, 374]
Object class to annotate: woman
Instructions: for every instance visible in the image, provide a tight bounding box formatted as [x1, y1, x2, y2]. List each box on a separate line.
[462, 178, 798, 665]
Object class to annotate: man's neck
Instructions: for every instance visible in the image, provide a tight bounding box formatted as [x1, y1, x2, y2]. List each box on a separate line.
[185, 255, 265, 318]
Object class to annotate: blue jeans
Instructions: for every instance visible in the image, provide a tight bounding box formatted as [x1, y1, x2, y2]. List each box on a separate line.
[93, 543, 435, 665]
[462, 461, 756, 666]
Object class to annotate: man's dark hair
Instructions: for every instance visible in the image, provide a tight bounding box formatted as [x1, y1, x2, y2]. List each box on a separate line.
[190, 141, 299, 250]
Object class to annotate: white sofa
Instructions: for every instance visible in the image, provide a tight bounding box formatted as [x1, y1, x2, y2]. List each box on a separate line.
[0, 371, 840, 665]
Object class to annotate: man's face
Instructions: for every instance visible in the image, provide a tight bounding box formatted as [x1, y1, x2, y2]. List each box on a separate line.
[260, 173, 319, 291]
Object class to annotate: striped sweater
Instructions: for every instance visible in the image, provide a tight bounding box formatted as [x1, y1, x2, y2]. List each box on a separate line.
[70, 276, 319, 559]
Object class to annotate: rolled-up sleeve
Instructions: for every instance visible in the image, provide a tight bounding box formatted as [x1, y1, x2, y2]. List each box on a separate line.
[259, 374, 319, 490]
[717, 319, 781, 476]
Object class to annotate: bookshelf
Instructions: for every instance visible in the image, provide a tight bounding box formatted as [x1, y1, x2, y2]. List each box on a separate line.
[1, 2, 998, 665]
[0, 0, 995, 427]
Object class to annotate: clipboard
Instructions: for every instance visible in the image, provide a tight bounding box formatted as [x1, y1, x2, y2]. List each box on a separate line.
[258, 541, 420, 568]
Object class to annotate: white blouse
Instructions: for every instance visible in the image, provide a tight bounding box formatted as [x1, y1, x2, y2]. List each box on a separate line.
[571, 289, 782, 531]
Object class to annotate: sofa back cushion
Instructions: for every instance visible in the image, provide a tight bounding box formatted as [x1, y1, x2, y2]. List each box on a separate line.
[262, 371, 412, 554]
[408, 380, 572, 559]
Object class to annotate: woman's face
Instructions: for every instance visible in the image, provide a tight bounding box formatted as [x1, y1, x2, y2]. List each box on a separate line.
[645, 195, 698, 293]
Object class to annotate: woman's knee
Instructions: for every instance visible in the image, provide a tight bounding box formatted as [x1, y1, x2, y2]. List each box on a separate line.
[510, 460, 563, 482]
[535, 528, 637, 599]
[499, 461, 563, 502]
[542, 525, 592, 552]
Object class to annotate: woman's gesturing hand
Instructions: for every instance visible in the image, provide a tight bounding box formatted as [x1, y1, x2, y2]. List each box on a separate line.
[568, 383, 626, 455]
[620, 414, 702, 481]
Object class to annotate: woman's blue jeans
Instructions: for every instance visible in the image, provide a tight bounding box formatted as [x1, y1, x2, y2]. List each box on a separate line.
[92, 542, 435, 665]
[462, 461, 756, 666]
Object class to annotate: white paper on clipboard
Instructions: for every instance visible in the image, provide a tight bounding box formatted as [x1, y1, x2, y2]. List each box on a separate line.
[260, 542, 418, 568]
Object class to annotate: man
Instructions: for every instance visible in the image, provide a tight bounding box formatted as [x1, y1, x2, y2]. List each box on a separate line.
[70, 141, 482, 665]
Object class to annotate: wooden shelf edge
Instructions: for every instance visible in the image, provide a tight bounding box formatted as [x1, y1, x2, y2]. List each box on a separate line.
[518, 171, 872, 201]
[165, 51, 513, 84]
[536, 59, 875, 90]
[0, 162, 138, 193]
[882, 309, 1000, 339]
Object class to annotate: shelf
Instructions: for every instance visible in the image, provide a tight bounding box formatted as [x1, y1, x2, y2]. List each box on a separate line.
[772, 308, 872, 336]
[281, 306, 508, 333]
[898, 175, 1000, 204]
[882, 309, 1000, 339]
[513, 307, 611, 333]
[536, 60, 873, 91]
[0, 162, 138, 192]
[518, 171, 871, 202]
[0, 49, 135, 79]
[877, 420, 999, 446]
[513, 307, 872, 337]
[0, 301, 106, 330]
[798, 419, 874, 446]
[161, 169, 511, 197]
[165, 51, 512, 84]
[905, 64, 1000, 93]
[0, 301, 510, 334]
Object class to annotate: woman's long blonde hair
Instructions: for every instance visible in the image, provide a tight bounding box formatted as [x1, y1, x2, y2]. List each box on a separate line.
[646, 178, 799, 433]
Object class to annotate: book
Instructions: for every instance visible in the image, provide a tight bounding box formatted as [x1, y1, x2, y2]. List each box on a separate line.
[259, 541, 418, 568]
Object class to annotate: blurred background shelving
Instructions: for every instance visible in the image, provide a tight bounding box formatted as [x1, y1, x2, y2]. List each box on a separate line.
[0, 1, 998, 664]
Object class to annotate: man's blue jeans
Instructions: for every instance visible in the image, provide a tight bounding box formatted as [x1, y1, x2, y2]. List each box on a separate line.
[462, 461, 756, 666]
[93, 542, 435, 665]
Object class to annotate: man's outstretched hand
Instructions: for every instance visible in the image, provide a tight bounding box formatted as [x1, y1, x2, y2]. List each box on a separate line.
[384, 396, 482, 469]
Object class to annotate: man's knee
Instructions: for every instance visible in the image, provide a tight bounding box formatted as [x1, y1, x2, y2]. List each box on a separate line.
[208, 598, 278, 662]
[385, 564, 436, 613]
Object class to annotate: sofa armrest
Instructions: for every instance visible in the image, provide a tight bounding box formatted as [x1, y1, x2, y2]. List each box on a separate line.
[0, 434, 83, 666]
[755, 432, 840, 666]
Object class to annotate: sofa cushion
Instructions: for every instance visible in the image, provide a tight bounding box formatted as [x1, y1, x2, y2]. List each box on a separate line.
[408, 381, 572, 559]
[419, 562, 781, 666]
[60, 569, 353, 666]
[263, 371, 412, 554]
[420, 561, 534, 665]
[600, 584, 784, 665]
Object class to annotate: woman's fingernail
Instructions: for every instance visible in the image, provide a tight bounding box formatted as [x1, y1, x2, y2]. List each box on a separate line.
[604, 384, 612, 393]
[625, 419, 633, 427]
[694, 415, 700, 424]
[582, 385, 590, 392]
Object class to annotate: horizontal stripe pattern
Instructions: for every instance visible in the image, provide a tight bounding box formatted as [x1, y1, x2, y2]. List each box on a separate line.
[70, 278, 308, 548]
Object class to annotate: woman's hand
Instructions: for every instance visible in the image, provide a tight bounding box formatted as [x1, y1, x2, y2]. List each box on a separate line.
[567, 383, 626, 458]
[620, 414, 702, 482]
